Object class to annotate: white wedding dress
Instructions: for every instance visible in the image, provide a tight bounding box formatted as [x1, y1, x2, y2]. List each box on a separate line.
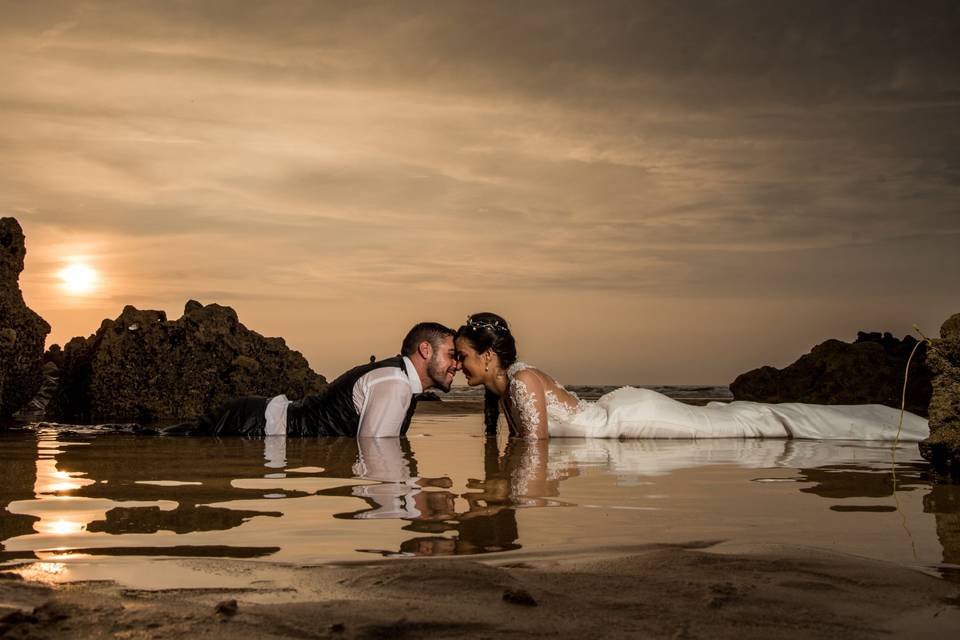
[505, 362, 928, 441]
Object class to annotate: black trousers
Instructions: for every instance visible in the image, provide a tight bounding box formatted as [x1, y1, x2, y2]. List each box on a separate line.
[164, 396, 270, 436]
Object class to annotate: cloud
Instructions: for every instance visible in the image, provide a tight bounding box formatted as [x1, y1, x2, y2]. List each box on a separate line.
[3, 0, 958, 381]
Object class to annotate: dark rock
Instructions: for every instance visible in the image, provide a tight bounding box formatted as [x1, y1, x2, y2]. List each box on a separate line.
[51, 300, 326, 422]
[502, 587, 537, 606]
[0, 609, 38, 625]
[330, 622, 346, 633]
[730, 331, 931, 416]
[0, 218, 51, 418]
[214, 599, 238, 616]
[33, 601, 72, 622]
[13, 360, 60, 422]
[919, 313, 960, 478]
[43, 343, 64, 369]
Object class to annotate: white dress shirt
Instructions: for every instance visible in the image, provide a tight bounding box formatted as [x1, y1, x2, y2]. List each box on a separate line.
[263, 356, 422, 437]
[353, 356, 423, 437]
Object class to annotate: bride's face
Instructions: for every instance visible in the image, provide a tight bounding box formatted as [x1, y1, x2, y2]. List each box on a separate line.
[455, 336, 489, 386]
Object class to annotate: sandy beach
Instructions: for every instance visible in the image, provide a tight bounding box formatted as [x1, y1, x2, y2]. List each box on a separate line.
[2, 541, 959, 639]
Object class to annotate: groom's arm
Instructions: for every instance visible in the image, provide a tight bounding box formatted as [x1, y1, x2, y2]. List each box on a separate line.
[356, 377, 413, 437]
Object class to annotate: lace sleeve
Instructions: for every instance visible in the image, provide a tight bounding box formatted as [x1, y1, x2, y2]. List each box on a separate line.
[508, 371, 548, 439]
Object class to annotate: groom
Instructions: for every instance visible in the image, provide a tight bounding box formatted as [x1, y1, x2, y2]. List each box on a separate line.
[173, 322, 459, 437]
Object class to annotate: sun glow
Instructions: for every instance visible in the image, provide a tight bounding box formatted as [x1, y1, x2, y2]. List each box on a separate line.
[58, 263, 98, 295]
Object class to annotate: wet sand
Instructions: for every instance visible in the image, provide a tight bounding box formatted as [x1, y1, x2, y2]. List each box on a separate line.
[2, 542, 959, 639]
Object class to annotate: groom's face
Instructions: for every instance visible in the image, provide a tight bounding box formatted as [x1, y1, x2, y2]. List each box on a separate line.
[426, 335, 459, 392]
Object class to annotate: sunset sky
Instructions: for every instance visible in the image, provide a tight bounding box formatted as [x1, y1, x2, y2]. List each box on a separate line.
[3, 0, 958, 385]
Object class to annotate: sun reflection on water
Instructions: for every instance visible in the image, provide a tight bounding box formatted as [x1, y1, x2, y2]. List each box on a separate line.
[37, 519, 85, 535]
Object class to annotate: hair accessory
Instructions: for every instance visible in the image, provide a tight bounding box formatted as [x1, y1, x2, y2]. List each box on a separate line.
[466, 317, 508, 334]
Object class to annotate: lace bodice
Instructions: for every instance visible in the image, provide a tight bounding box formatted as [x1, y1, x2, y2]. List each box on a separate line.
[506, 362, 592, 437]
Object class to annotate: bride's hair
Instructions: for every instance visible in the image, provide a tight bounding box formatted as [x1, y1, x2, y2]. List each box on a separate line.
[455, 312, 517, 436]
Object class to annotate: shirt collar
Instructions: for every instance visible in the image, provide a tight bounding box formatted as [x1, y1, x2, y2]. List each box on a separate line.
[402, 356, 423, 394]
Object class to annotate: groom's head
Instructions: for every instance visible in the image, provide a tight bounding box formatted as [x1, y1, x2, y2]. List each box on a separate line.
[401, 322, 458, 392]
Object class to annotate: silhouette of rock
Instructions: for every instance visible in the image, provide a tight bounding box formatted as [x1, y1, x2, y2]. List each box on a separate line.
[52, 300, 326, 422]
[730, 331, 931, 416]
[0, 218, 50, 418]
[919, 313, 960, 478]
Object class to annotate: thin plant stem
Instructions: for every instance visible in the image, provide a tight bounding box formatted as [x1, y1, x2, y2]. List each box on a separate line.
[896, 337, 926, 447]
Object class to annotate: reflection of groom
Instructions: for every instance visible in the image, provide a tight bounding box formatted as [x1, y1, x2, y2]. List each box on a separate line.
[173, 322, 459, 437]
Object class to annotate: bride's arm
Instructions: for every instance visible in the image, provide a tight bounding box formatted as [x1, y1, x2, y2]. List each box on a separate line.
[508, 370, 549, 439]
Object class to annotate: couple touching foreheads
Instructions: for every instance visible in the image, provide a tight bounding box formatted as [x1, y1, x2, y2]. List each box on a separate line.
[172, 312, 929, 442]
[171, 313, 523, 438]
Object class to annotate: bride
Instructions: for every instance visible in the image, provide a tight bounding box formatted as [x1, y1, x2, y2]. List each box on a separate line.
[454, 312, 929, 441]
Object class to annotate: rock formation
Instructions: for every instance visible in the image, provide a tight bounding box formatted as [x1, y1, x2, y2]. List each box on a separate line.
[919, 313, 960, 478]
[730, 331, 931, 416]
[0, 217, 51, 418]
[52, 300, 326, 423]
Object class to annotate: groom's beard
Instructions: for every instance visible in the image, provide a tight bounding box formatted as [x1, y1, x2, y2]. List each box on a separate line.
[426, 354, 454, 392]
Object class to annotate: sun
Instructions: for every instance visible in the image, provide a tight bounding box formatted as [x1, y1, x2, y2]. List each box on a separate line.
[58, 263, 98, 295]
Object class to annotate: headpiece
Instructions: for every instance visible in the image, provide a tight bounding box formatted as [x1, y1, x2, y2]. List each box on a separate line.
[466, 316, 508, 334]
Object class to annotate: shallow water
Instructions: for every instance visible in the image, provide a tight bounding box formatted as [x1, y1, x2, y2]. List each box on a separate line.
[1, 414, 958, 589]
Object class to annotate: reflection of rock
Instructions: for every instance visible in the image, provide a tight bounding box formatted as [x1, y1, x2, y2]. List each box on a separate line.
[919, 313, 960, 478]
[0, 436, 38, 556]
[923, 484, 960, 565]
[731, 332, 931, 416]
[86, 504, 281, 535]
[56, 435, 359, 510]
[52, 300, 327, 422]
[796, 466, 926, 500]
[0, 218, 51, 418]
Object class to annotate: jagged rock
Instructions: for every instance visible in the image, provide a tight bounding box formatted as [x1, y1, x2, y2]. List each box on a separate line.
[51, 300, 326, 422]
[730, 331, 931, 416]
[0, 218, 51, 418]
[12, 361, 60, 422]
[919, 313, 960, 478]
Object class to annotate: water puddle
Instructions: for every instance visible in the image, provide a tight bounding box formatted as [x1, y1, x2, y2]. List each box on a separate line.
[1, 414, 958, 589]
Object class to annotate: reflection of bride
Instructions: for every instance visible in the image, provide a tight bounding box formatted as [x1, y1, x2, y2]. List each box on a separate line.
[545, 438, 917, 477]
[454, 313, 929, 441]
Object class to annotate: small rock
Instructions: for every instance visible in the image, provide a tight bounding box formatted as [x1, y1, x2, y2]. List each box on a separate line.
[330, 622, 346, 632]
[215, 599, 238, 616]
[0, 609, 38, 625]
[502, 588, 537, 606]
[34, 601, 71, 622]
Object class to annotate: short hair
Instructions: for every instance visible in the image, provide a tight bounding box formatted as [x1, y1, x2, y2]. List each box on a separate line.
[401, 322, 455, 357]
